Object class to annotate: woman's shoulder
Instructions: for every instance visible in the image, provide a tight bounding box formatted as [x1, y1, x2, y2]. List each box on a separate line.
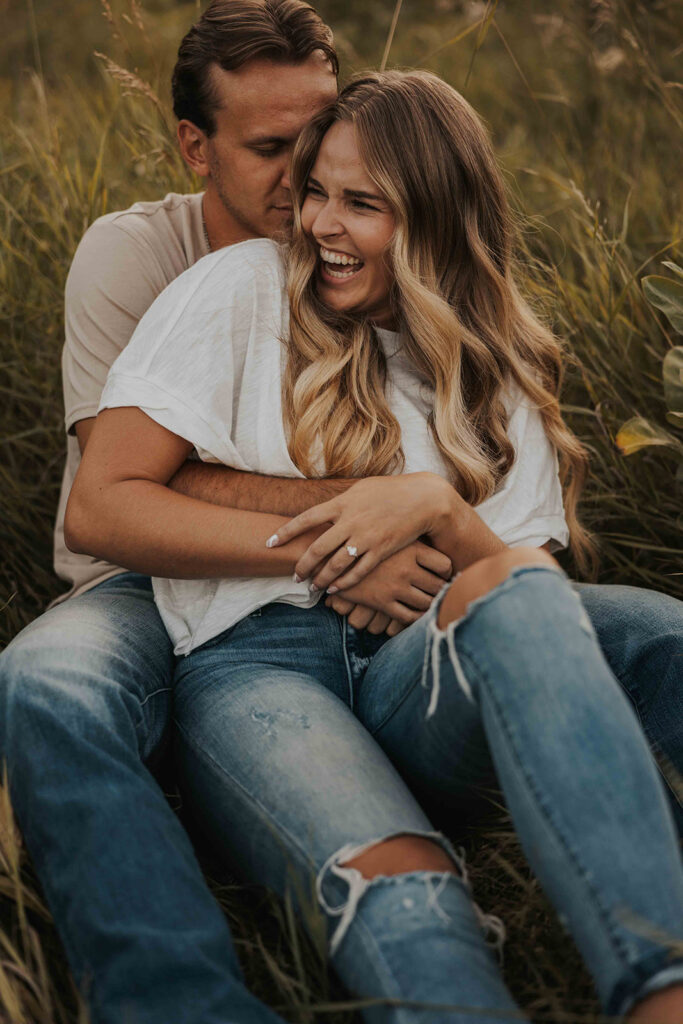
[145, 237, 286, 320]
[500, 378, 529, 415]
[111, 238, 287, 379]
[198, 236, 285, 275]
[182, 237, 285, 296]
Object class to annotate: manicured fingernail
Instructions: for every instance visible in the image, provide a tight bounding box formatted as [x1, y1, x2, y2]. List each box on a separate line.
[309, 582, 319, 593]
[266, 534, 279, 548]
[293, 572, 302, 583]
[327, 586, 338, 594]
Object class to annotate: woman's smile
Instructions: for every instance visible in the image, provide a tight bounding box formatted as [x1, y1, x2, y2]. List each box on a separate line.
[319, 245, 365, 282]
[300, 121, 396, 327]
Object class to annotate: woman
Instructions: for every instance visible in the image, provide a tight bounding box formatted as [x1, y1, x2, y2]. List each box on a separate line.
[66, 71, 683, 1022]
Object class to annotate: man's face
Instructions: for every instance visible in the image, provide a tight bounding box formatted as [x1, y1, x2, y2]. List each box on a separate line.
[204, 54, 337, 242]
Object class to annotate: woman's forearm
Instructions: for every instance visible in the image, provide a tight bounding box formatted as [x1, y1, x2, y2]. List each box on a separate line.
[65, 477, 323, 579]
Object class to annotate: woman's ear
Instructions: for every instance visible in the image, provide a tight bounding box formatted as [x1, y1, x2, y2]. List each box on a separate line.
[177, 120, 211, 178]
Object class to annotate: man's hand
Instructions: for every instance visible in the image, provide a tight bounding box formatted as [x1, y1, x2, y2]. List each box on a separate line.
[324, 595, 400, 636]
[321, 540, 452, 635]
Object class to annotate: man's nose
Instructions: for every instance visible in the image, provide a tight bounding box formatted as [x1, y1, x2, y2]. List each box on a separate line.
[280, 159, 291, 192]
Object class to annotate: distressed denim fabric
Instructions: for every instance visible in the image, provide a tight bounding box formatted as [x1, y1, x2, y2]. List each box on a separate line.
[0, 566, 680, 1023]
[174, 569, 683, 1023]
[0, 572, 284, 1024]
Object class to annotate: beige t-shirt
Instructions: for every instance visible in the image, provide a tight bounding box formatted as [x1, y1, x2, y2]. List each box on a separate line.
[54, 192, 209, 601]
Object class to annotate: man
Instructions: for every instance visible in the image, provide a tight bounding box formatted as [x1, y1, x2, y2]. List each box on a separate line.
[0, 1, 681, 1022]
[0, 5, 343, 1024]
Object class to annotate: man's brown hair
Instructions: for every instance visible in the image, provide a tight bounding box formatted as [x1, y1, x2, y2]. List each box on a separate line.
[172, 0, 338, 135]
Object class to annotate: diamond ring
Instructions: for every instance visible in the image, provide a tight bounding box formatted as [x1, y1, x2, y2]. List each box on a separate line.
[346, 545, 358, 558]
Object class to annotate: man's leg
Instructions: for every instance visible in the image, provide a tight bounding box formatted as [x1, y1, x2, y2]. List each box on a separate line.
[0, 573, 283, 1024]
[573, 582, 683, 832]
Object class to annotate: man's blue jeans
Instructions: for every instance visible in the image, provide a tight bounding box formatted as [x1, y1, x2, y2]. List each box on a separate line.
[0, 572, 283, 1024]
[573, 582, 683, 828]
[173, 568, 683, 1022]
[0, 569, 681, 1022]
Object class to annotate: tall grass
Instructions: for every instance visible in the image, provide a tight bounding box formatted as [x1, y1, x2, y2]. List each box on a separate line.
[0, 0, 681, 1020]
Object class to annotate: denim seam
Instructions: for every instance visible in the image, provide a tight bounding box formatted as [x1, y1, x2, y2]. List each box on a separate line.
[138, 686, 172, 709]
[456, 636, 634, 976]
[370, 673, 425, 737]
[368, 579, 459, 736]
[133, 687, 173, 742]
[339, 616, 355, 712]
[331, 905, 423, 1021]
[332, 905, 406, 1006]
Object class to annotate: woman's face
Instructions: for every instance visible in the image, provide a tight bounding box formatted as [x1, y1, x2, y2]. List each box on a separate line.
[300, 121, 397, 329]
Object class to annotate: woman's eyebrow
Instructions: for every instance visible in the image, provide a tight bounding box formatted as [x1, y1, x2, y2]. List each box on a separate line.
[344, 188, 385, 203]
[307, 177, 385, 204]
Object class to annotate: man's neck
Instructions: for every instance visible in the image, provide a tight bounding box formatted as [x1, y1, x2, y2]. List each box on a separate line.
[201, 189, 261, 252]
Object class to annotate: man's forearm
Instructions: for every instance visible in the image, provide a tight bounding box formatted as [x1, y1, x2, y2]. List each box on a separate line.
[66, 476, 327, 580]
[169, 464, 505, 575]
[169, 463, 355, 516]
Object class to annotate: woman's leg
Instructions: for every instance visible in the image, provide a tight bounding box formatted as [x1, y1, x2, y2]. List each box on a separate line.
[173, 602, 524, 1023]
[357, 549, 683, 1019]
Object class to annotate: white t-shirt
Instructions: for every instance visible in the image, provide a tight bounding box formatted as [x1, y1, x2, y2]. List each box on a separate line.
[100, 238, 569, 655]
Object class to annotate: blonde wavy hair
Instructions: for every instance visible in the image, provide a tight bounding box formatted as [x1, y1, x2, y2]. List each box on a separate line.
[283, 70, 594, 572]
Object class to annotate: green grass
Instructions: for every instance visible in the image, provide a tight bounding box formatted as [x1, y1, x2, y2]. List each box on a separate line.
[0, 0, 681, 1020]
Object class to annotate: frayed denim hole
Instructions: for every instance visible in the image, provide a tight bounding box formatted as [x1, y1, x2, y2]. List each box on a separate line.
[422, 564, 569, 719]
[316, 830, 466, 956]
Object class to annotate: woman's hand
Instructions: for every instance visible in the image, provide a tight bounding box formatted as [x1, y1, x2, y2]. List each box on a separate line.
[322, 540, 452, 635]
[267, 473, 459, 592]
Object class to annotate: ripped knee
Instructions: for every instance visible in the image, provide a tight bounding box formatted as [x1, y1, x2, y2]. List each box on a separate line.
[437, 546, 559, 629]
[341, 833, 459, 879]
[316, 832, 505, 957]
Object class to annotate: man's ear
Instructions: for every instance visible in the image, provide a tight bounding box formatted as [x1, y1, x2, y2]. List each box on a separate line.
[177, 120, 211, 177]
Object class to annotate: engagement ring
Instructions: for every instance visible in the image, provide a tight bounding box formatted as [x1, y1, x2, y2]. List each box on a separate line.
[346, 545, 358, 558]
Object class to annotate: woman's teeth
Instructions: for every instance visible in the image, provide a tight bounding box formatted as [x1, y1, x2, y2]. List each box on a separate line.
[325, 264, 360, 278]
[320, 246, 362, 266]
[320, 246, 363, 279]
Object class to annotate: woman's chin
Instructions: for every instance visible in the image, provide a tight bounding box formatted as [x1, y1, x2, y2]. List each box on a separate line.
[316, 283, 357, 316]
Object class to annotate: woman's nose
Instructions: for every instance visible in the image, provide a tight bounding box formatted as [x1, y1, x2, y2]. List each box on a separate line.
[312, 200, 344, 240]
